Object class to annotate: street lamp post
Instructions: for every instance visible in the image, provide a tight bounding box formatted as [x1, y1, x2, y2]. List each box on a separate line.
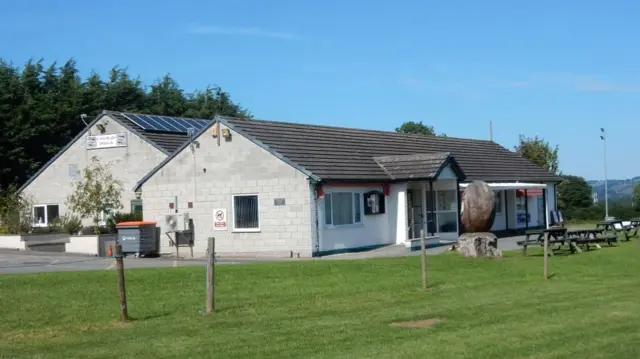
[600, 128, 609, 220]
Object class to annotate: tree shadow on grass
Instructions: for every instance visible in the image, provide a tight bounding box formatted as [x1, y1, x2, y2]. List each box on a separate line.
[526, 248, 576, 258]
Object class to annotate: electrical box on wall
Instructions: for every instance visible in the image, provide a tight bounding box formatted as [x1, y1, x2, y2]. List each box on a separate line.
[364, 190, 385, 215]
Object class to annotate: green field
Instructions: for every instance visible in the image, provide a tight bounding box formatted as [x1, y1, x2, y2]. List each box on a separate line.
[1, 240, 640, 359]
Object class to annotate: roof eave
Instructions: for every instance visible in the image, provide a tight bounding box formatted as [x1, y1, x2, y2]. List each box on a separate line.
[433, 153, 467, 182]
[17, 112, 108, 194]
[133, 116, 321, 192]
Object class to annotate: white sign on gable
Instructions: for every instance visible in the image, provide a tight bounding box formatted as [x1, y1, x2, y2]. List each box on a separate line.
[213, 208, 227, 231]
[87, 133, 127, 150]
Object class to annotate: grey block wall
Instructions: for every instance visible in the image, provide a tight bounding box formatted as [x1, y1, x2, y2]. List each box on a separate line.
[139, 123, 315, 258]
[21, 115, 168, 224]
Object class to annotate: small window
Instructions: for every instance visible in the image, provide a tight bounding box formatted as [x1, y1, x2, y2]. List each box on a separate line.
[33, 204, 60, 227]
[98, 210, 109, 226]
[437, 190, 457, 212]
[233, 194, 260, 231]
[324, 192, 362, 226]
[131, 199, 143, 214]
[516, 195, 526, 211]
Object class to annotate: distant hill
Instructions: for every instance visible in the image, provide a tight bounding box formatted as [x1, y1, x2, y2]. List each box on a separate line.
[587, 177, 640, 202]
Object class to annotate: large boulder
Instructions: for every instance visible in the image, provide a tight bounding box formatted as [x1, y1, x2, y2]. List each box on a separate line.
[455, 232, 502, 258]
[460, 181, 496, 233]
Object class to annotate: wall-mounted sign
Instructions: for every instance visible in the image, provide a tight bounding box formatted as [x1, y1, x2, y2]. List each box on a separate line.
[87, 133, 127, 149]
[213, 208, 227, 231]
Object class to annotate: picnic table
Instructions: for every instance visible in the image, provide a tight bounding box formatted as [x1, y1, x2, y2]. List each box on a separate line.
[596, 220, 635, 241]
[628, 218, 640, 238]
[566, 228, 619, 249]
[517, 227, 581, 256]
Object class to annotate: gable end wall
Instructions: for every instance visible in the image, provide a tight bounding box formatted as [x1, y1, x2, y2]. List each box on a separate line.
[20, 115, 168, 223]
[139, 123, 314, 257]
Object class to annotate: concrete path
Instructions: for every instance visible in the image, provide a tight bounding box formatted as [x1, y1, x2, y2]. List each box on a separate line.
[321, 235, 525, 260]
[0, 235, 527, 274]
[0, 250, 277, 275]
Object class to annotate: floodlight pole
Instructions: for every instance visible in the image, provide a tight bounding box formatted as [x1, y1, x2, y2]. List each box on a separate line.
[600, 128, 609, 220]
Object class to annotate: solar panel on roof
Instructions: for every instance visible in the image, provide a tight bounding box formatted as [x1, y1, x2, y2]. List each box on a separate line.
[121, 113, 211, 134]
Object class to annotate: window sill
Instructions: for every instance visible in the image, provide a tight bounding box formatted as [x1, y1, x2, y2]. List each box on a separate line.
[232, 228, 261, 233]
[324, 223, 364, 230]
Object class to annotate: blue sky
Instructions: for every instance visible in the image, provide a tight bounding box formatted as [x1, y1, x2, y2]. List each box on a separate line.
[2, 0, 639, 180]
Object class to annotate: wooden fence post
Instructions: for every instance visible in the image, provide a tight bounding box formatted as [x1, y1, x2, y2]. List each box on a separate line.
[205, 237, 216, 313]
[115, 244, 129, 321]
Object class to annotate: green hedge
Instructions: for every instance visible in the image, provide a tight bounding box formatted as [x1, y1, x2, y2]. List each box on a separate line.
[562, 203, 640, 221]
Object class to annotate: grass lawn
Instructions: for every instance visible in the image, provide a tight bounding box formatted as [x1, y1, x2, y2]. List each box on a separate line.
[2, 240, 640, 358]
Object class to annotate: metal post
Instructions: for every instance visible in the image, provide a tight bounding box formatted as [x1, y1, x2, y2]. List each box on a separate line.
[420, 229, 427, 290]
[205, 237, 216, 313]
[601, 128, 609, 219]
[114, 244, 128, 321]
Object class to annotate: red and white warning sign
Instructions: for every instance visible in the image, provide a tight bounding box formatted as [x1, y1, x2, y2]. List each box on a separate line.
[213, 208, 227, 231]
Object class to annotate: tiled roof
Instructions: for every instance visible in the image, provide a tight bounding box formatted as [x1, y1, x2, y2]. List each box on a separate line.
[222, 116, 563, 183]
[373, 152, 461, 181]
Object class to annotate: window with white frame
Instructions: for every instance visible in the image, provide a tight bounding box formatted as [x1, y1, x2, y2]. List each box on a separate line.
[435, 190, 457, 233]
[98, 210, 109, 226]
[32, 204, 60, 227]
[233, 194, 260, 231]
[324, 192, 362, 226]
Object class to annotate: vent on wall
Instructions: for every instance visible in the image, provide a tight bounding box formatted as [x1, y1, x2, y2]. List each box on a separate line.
[164, 213, 190, 232]
[68, 164, 80, 179]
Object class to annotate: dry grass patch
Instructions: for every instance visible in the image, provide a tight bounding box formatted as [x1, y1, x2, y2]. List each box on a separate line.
[390, 317, 444, 328]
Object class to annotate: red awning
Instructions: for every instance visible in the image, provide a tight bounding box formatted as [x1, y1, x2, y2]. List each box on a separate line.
[516, 189, 543, 197]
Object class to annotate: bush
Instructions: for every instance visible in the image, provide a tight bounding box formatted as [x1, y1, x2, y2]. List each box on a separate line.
[79, 226, 114, 235]
[50, 213, 83, 235]
[562, 202, 640, 221]
[0, 189, 34, 234]
[30, 226, 65, 234]
[563, 205, 604, 221]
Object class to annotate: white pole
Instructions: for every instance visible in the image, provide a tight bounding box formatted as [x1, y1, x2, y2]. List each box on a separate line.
[601, 128, 609, 219]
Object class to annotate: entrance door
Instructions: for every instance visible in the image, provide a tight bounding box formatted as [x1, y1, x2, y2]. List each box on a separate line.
[407, 187, 436, 239]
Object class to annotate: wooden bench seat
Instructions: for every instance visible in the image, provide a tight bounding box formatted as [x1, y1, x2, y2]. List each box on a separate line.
[594, 234, 619, 246]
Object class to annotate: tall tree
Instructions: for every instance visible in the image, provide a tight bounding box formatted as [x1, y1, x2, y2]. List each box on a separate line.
[515, 134, 559, 174]
[0, 61, 24, 193]
[395, 121, 436, 135]
[633, 182, 640, 208]
[145, 74, 187, 116]
[557, 175, 593, 209]
[0, 58, 251, 192]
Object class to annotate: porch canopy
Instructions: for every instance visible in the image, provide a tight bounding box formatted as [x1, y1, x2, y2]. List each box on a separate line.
[459, 181, 551, 230]
[459, 182, 547, 190]
[459, 182, 547, 197]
